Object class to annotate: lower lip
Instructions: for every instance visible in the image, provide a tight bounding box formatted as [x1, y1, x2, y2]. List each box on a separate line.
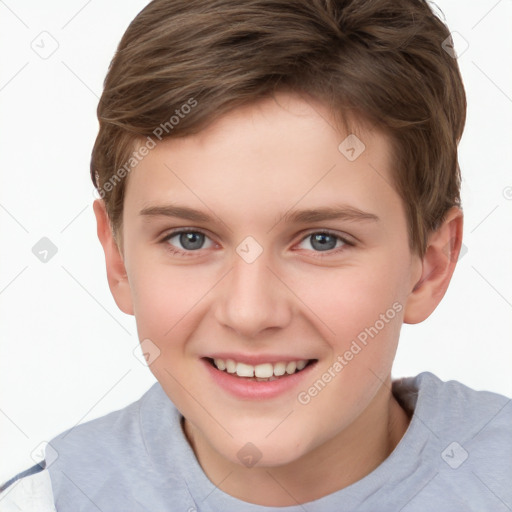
[202, 358, 317, 400]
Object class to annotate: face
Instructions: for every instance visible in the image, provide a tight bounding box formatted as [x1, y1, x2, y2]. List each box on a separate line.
[113, 93, 423, 467]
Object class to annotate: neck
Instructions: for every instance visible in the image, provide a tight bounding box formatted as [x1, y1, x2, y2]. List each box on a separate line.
[183, 379, 411, 506]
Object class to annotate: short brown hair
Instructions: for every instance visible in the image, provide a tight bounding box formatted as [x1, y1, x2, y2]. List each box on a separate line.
[91, 0, 466, 255]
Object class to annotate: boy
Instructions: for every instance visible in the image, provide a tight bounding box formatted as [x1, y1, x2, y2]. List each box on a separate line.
[1, 0, 510, 510]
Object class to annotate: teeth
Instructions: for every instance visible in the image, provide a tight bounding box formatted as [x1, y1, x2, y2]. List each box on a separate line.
[254, 363, 273, 378]
[211, 358, 310, 378]
[236, 362, 254, 377]
[296, 360, 307, 371]
[273, 362, 286, 376]
[285, 361, 296, 374]
[214, 358, 226, 371]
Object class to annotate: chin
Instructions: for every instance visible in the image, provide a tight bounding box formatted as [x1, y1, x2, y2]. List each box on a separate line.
[216, 430, 313, 469]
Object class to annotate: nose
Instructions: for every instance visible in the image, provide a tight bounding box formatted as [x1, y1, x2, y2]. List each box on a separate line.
[213, 250, 293, 339]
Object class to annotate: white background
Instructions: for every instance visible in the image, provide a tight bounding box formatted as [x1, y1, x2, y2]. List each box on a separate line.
[0, 0, 511, 483]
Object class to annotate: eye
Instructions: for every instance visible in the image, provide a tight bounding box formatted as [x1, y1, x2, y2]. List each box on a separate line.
[162, 229, 215, 254]
[160, 228, 352, 257]
[296, 230, 351, 255]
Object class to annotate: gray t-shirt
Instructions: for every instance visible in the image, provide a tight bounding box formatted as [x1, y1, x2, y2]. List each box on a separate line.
[1, 372, 511, 511]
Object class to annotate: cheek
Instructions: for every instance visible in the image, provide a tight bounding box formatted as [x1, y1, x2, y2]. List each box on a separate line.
[126, 250, 213, 338]
[290, 257, 406, 346]
[126, 260, 213, 405]
[288, 254, 407, 403]
[290, 254, 408, 426]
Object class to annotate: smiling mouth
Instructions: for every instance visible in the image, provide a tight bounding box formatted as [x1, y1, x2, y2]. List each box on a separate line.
[205, 357, 317, 382]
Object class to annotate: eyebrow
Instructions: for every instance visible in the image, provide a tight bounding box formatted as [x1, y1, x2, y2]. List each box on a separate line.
[139, 203, 379, 224]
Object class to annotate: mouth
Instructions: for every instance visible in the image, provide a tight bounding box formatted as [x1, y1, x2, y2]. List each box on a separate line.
[202, 356, 318, 400]
[205, 357, 316, 381]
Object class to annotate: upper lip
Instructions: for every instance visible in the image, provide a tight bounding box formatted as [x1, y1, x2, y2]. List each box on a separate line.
[203, 353, 316, 365]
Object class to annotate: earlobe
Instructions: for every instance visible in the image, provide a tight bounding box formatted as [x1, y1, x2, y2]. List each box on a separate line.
[92, 199, 134, 315]
[403, 207, 463, 324]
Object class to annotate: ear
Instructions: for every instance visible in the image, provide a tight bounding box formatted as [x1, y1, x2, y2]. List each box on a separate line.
[93, 199, 134, 315]
[403, 207, 463, 324]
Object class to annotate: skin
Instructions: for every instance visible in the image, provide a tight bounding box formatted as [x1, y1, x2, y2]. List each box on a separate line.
[94, 92, 463, 506]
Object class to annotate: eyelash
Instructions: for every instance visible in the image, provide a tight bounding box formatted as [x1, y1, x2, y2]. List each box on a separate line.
[160, 228, 354, 259]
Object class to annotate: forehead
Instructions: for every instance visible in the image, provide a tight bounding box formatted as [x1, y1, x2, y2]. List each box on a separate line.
[123, 92, 403, 229]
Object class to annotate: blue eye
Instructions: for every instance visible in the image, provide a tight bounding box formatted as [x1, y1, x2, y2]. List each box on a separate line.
[296, 231, 350, 254]
[163, 230, 214, 253]
[161, 229, 352, 258]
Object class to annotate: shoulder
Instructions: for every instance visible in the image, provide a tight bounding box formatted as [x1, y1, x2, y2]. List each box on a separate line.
[393, 372, 512, 479]
[48, 384, 154, 458]
[394, 371, 512, 437]
[1, 382, 180, 511]
[392, 372, 512, 506]
[46, 381, 167, 475]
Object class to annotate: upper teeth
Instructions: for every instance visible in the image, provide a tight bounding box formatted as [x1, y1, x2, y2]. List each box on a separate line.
[213, 358, 308, 378]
